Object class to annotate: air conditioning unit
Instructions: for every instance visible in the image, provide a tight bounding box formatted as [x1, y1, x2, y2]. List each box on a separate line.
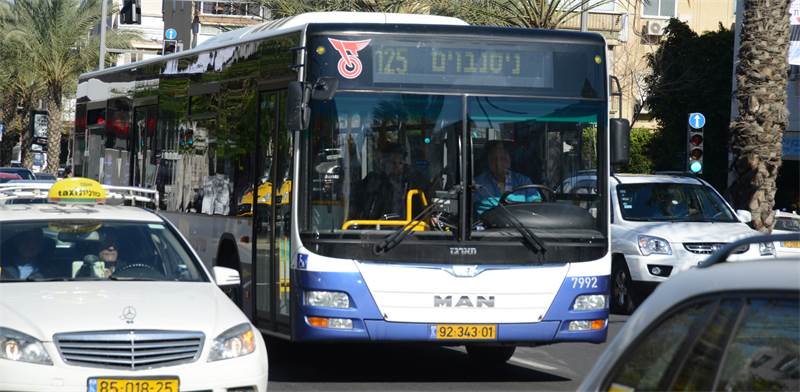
[646, 20, 666, 36]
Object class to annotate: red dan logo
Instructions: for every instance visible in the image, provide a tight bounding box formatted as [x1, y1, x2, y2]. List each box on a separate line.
[328, 38, 371, 79]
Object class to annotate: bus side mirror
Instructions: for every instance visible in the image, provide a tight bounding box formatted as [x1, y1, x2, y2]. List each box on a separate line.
[311, 77, 338, 101]
[287, 81, 310, 131]
[610, 118, 630, 165]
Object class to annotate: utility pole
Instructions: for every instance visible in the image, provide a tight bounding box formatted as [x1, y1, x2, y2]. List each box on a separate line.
[99, 0, 107, 70]
[580, 1, 589, 32]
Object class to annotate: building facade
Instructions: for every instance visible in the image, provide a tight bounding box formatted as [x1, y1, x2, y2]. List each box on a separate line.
[559, 0, 737, 127]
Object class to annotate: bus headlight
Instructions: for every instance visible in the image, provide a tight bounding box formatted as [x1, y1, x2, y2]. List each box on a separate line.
[573, 295, 607, 311]
[759, 242, 775, 256]
[304, 291, 350, 308]
[208, 323, 256, 362]
[638, 235, 672, 256]
[0, 327, 52, 365]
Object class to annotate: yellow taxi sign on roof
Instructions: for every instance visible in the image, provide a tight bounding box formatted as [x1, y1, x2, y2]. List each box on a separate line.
[47, 177, 108, 205]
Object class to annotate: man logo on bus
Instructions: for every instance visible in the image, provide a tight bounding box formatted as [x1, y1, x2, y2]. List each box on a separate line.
[328, 38, 371, 79]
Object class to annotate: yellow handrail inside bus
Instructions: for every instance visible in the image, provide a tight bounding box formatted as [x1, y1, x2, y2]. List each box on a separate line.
[342, 188, 429, 230]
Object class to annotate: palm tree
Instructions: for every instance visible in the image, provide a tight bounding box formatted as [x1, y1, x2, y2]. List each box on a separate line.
[0, 2, 45, 167]
[262, 1, 640, 30]
[727, 0, 791, 231]
[458, 0, 622, 29]
[262, 0, 433, 17]
[2, 0, 135, 174]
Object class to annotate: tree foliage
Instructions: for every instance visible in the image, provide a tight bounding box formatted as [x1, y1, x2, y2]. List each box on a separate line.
[260, 0, 635, 29]
[618, 128, 657, 174]
[644, 18, 734, 191]
[0, 0, 136, 171]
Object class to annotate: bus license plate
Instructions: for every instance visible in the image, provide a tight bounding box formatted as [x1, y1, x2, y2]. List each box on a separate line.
[88, 377, 179, 392]
[435, 324, 496, 340]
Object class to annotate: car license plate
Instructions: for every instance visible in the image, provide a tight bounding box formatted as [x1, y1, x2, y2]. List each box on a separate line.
[783, 240, 800, 248]
[434, 324, 496, 340]
[87, 377, 179, 392]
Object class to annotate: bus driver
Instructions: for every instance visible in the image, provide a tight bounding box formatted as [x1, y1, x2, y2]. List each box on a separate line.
[473, 141, 542, 215]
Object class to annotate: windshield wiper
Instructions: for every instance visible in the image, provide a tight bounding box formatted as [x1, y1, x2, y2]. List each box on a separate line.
[473, 184, 547, 258]
[25, 276, 71, 282]
[108, 276, 160, 281]
[373, 186, 462, 254]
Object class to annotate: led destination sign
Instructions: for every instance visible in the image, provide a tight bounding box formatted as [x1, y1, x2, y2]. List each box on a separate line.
[311, 35, 605, 96]
[371, 42, 554, 88]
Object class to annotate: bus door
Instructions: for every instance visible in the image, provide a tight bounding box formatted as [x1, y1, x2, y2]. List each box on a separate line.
[255, 90, 292, 331]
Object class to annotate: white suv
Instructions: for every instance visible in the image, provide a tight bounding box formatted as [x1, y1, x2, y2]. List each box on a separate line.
[608, 173, 775, 314]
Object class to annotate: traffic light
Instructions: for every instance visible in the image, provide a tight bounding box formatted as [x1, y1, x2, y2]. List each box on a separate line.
[120, 0, 141, 24]
[687, 126, 704, 174]
[163, 40, 177, 55]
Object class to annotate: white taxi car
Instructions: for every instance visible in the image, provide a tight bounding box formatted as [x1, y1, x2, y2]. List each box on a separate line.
[0, 178, 268, 392]
[773, 210, 800, 258]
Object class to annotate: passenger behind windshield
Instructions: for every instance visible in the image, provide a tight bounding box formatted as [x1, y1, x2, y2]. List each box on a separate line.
[0, 222, 206, 282]
[350, 143, 425, 220]
[0, 228, 48, 280]
[473, 141, 542, 216]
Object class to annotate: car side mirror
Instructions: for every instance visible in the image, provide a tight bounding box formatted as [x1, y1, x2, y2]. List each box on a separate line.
[736, 209, 752, 223]
[610, 118, 630, 165]
[213, 266, 240, 287]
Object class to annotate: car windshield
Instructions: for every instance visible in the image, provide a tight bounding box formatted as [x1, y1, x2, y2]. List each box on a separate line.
[305, 93, 603, 236]
[774, 217, 800, 232]
[0, 221, 207, 282]
[616, 183, 737, 222]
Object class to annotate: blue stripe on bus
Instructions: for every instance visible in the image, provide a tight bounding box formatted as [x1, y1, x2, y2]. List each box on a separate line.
[543, 275, 610, 343]
[292, 269, 382, 341]
[292, 269, 610, 343]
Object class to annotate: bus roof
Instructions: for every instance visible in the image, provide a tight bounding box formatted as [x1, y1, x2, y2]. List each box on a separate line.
[80, 12, 468, 80]
[197, 12, 468, 49]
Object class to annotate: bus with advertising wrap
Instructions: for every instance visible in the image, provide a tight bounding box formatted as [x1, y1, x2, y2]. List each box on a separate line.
[74, 12, 629, 362]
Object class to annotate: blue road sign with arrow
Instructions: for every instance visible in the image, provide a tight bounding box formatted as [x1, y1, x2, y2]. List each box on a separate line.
[689, 112, 706, 129]
[165, 28, 177, 40]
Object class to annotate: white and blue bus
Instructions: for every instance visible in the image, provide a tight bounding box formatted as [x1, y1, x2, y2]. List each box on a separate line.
[74, 12, 628, 362]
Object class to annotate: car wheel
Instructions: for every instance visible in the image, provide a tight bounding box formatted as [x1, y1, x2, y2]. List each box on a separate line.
[611, 258, 638, 315]
[466, 345, 516, 365]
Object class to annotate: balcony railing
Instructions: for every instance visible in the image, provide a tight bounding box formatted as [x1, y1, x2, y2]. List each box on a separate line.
[558, 11, 627, 40]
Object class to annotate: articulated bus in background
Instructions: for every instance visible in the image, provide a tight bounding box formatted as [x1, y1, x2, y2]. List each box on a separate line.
[74, 12, 629, 362]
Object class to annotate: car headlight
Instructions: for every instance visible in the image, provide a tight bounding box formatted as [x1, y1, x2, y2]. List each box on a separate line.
[0, 327, 52, 365]
[638, 235, 672, 256]
[207, 323, 256, 362]
[759, 242, 775, 256]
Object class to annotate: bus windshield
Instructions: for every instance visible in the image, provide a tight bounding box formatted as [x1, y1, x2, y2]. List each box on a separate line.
[305, 92, 605, 262]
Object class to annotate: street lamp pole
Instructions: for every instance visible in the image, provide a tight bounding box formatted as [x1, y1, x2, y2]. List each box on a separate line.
[99, 0, 107, 70]
[580, 1, 589, 32]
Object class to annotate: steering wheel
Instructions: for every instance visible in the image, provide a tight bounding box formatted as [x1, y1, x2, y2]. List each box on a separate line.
[115, 263, 160, 274]
[499, 184, 555, 205]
